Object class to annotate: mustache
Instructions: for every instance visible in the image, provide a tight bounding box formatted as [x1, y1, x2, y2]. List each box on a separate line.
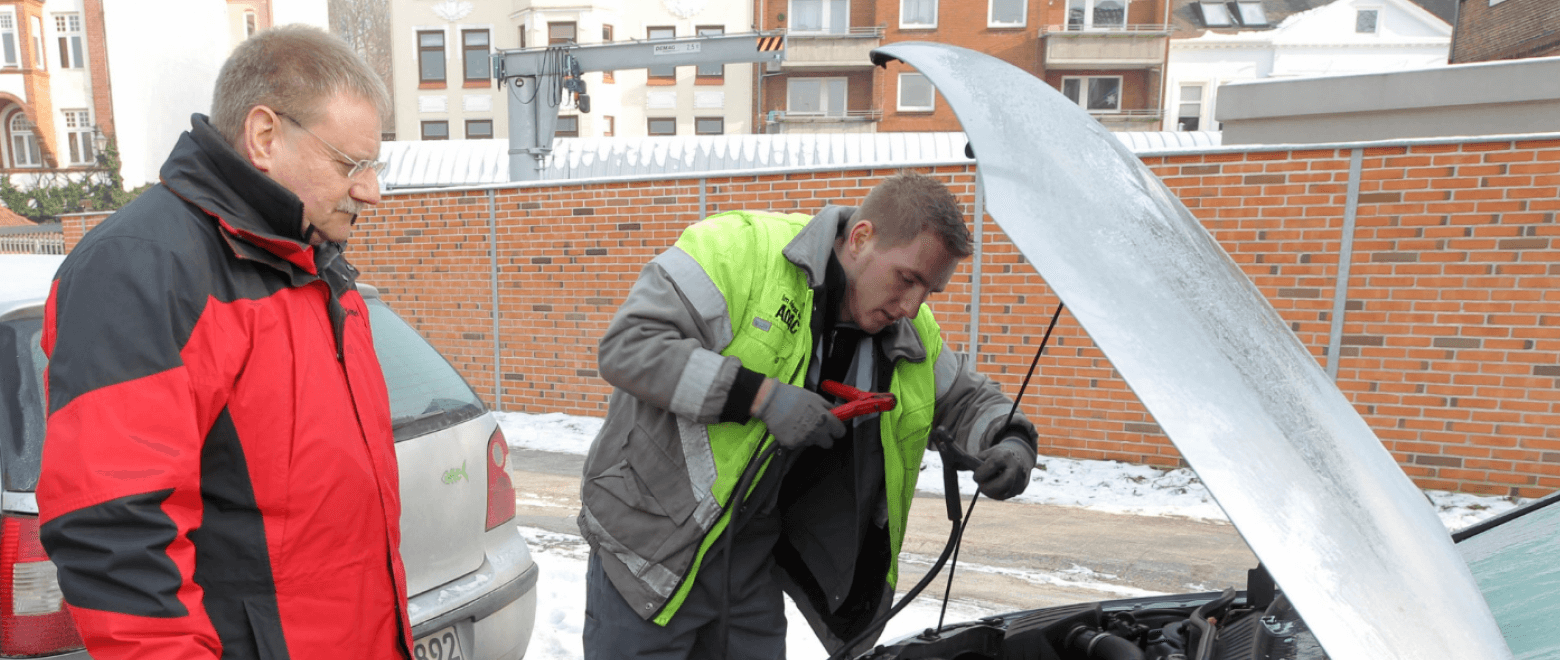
[337, 197, 365, 225]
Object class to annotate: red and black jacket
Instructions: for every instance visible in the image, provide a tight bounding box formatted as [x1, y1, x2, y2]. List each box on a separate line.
[37, 114, 411, 660]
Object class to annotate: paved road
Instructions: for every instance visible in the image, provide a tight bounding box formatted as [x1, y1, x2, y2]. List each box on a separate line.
[510, 448, 1258, 613]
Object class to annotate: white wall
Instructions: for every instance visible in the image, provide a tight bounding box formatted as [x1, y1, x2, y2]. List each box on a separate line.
[271, 0, 329, 29]
[102, 0, 231, 188]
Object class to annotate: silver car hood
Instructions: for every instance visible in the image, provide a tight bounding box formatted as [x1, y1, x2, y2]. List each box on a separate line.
[870, 42, 1513, 659]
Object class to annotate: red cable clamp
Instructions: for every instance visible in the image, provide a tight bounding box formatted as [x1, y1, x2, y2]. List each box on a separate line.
[821, 380, 897, 421]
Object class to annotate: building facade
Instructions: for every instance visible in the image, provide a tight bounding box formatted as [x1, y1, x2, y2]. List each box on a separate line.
[0, 0, 322, 196]
[388, 0, 757, 141]
[1450, 0, 1560, 62]
[757, 0, 1174, 134]
[1164, 0, 1451, 132]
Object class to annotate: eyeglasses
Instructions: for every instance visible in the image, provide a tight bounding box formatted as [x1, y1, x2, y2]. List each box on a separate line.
[276, 111, 385, 180]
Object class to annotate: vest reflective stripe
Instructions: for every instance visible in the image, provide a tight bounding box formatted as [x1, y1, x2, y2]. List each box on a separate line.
[653, 210, 942, 624]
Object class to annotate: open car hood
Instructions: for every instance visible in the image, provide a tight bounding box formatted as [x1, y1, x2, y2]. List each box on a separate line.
[870, 42, 1513, 659]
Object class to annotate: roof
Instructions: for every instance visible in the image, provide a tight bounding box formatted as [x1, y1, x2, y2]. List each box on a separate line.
[378, 131, 1223, 190]
[0, 206, 36, 227]
[1171, 0, 1453, 36]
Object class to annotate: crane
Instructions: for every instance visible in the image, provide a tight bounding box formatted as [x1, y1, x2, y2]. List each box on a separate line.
[491, 32, 786, 182]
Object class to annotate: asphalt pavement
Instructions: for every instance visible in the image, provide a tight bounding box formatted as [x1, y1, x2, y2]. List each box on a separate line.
[510, 448, 1258, 614]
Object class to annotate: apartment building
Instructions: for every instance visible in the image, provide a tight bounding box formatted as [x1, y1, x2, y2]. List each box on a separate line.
[0, 0, 322, 191]
[758, 0, 1174, 133]
[389, 0, 756, 141]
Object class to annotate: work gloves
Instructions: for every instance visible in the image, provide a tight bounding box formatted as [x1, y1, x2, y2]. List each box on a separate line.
[972, 436, 1037, 500]
[754, 381, 846, 450]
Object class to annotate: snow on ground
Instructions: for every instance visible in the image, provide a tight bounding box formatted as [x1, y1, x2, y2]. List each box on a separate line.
[493, 410, 1526, 531]
[498, 409, 1530, 659]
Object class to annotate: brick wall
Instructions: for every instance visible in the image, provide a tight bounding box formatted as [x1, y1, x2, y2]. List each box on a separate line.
[1451, 0, 1560, 63]
[60, 138, 1559, 496]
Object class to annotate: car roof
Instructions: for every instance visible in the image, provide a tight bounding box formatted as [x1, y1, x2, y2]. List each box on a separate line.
[878, 42, 1513, 660]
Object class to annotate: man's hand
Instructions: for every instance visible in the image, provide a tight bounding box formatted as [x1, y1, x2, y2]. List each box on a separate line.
[752, 379, 846, 450]
[972, 436, 1037, 500]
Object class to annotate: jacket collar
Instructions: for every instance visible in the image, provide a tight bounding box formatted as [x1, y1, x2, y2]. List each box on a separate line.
[160, 114, 318, 275]
[785, 205, 928, 364]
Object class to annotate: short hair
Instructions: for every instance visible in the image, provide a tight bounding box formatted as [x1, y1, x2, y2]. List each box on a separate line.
[210, 24, 390, 146]
[850, 171, 972, 258]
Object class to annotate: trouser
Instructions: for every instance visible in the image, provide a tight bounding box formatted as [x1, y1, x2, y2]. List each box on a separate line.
[583, 516, 786, 660]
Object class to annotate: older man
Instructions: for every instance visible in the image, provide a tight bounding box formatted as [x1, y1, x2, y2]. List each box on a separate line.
[37, 25, 406, 659]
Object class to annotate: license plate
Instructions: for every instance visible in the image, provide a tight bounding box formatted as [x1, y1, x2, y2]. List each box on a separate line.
[413, 624, 465, 660]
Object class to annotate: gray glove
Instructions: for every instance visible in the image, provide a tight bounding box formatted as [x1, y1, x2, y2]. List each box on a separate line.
[972, 436, 1037, 500]
[754, 381, 846, 450]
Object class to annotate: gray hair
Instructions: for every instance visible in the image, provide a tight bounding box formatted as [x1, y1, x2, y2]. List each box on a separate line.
[851, 170, 972, 258]
[210, 24, 390, 145]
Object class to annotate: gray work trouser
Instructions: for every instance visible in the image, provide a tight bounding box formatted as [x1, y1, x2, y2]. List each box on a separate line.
[583, 516, 786, 660]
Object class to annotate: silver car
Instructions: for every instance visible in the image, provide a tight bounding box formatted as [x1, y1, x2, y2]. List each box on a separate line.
[0, 257, 537, 659]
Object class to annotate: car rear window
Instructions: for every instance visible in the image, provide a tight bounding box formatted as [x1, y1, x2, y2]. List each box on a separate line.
[0, 317, 47, 491]
[1457, 496, 1560, 660]
[364, 298, 487, 442]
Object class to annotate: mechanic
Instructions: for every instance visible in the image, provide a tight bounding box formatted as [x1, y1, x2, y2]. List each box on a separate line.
[36, 26, 410, 659]
[579, 170, 1041, 659]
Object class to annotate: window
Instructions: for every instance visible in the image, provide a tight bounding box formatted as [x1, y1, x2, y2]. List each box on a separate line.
[556, 116, 579, 137]
[30, 16, 43, 70]
[55, 14, 83, 68]
[901, 0, 937, 28]
[245, 11, 257, 38]
[1356, 9, 1378, 33]
[791, 0, 850, 34]
[463, 30, 489, 82]
[1175, 84, 1202, 131]
[696, 26, 724, 78]
[9, 114, 39, 167]
[1068, 0, 1128, 29]
[695, 117, 724, 135]
[421, 120, 448, 140]
[517, 25, 526, 49]
[601, 25, 615, 82]
[466, 119, 493, 139]
[648, 118, 676, 136]
[603, 115, 614, 136]
[1197, 2, 1232, 27]
[64, 109, 93, 164]
[418, 31, 446, 84]
[1234, 1, 1267, 26]
[548, 22, 576, 45]
[1061, 76, 1121, 112]
[787, 77, 847, 116]
[990, 0, 1026, 27]
[648, 27, 675, 81]
[0, 11, 17, 67]
[898, 73, 934, 111]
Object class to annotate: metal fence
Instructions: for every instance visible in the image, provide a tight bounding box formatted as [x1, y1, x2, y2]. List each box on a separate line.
[0, 223, 65, 255]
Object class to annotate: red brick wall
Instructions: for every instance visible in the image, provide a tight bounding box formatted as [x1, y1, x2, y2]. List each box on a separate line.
[61, 139, 1560, 497]
[1451, 0, 1560, 63]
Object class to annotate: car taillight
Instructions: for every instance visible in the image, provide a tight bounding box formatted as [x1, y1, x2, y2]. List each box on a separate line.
[0, 515, 83, 655]
[486, 428, 516, 530]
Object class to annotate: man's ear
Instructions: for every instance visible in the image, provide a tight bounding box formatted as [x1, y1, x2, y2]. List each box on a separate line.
[243, 106, 283, 173]
[847, 219, 875, 256]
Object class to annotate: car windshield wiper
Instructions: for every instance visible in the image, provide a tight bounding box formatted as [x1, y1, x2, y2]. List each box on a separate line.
[391, 409, 448, 430]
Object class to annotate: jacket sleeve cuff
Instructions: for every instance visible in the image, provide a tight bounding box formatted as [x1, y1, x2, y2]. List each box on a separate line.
[998, 423, 1038, 453]
[720, 366, 767, 424]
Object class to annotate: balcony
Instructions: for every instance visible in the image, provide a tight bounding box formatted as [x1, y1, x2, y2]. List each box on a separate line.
[1042, 24, 1170, 70]
[765, 109, 882, 133]
[779, 27, 884, 70]
[1089, 109, 1165, 131]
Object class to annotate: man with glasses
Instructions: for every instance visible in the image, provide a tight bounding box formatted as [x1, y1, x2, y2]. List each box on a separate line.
[37, 25, 409, 659]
